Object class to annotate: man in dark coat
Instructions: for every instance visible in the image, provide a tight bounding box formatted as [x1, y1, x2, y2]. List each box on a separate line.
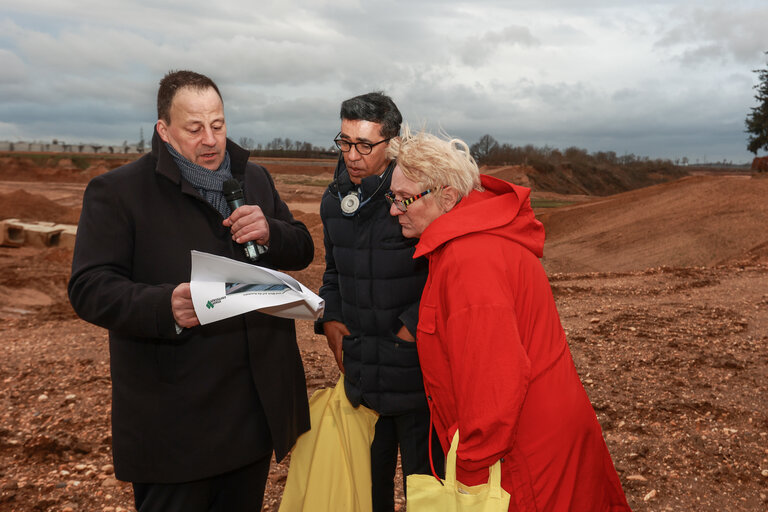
[315, 92, 442, 511]
[68, 70, 313, 512]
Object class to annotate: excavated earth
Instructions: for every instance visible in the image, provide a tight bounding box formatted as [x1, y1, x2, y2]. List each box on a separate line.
[0, 157, 766, 512]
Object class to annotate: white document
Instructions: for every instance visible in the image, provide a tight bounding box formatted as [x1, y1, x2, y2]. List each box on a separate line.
[190, 250, 324, 324]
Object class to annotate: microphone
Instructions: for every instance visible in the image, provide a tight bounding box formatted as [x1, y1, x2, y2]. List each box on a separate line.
[222, 179, 267, 261]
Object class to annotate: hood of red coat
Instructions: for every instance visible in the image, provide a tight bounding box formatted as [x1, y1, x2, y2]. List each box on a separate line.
[413, 174, 545, 259]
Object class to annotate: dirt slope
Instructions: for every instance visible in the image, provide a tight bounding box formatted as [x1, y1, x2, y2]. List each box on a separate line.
[484, 161, 689, 196]
[1, 172, 767, 511]
[0, 190, 81, 225]
[539, 175, 768, 273]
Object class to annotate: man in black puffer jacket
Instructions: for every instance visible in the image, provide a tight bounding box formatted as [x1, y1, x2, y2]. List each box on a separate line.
[316, 92, 442, 511]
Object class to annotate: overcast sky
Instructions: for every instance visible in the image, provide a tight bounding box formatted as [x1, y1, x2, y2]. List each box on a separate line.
[1, 0, 766, 163]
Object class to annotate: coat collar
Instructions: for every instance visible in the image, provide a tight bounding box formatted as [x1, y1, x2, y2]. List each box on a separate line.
[331, 155, 395, 198]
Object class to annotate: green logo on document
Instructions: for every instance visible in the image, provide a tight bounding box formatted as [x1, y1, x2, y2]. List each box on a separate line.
[206, 297, 224, 309]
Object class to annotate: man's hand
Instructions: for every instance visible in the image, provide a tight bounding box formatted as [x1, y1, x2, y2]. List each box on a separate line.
[322, 320, 350, 373]
[171, 283, 200, 329]
[396, 324, 416, 342]
[223, 204, 270, 246]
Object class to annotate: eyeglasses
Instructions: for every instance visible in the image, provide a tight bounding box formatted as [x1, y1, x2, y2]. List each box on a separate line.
[385, 189, 433, 212]
[334, 132, 391, 155]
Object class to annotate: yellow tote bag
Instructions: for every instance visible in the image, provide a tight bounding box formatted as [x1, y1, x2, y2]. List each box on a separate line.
[279, 376, 379, 512]
[406, 430, 511, 512]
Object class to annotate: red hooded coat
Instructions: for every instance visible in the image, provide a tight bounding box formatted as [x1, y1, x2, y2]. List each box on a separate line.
[414, 175, 631, 511]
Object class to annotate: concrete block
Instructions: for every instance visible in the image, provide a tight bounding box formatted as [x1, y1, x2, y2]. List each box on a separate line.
[54, 224, 78, 249]
[1, 219, 64, 248]
[0, 219, 25, 247]
[23, 224, 64, 248]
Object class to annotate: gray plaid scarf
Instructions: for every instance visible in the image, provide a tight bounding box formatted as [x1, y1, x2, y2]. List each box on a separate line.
[166, 143, 234, 217]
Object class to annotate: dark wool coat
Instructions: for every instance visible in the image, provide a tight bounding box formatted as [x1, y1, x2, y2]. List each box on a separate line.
[316, 158, 429, 415]
[68, 130, 313, 483]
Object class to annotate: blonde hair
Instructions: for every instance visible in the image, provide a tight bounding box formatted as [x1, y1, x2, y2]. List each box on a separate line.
[386, 125, 482, 198]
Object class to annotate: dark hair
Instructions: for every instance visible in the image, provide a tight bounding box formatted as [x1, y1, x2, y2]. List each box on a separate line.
[340, 91, 402, 139]
[157, 70, 222, 123]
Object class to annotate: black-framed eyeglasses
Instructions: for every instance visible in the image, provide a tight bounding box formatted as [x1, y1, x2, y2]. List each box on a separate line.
[385, 189, 433, 212]
[334, 132, 391, 155]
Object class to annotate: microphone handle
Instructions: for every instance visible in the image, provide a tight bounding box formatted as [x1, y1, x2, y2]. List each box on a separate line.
[227, 198, 267, 260]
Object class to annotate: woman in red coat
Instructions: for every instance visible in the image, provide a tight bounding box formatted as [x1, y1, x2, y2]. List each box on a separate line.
[385, 129, 631, 511]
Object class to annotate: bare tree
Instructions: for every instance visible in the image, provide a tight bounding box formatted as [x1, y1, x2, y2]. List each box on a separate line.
[470, 134, 500, 163]
[238, 137, 255, 150]
[138, 127, 145, 153]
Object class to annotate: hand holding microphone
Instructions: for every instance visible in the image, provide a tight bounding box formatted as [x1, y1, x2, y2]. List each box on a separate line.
[222, 179, 268, 261]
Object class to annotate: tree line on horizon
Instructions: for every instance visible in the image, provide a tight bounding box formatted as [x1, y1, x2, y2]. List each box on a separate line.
[467, 134, 713, 169]
[236, 132, 730, 169]
[238, 136, 337, 159]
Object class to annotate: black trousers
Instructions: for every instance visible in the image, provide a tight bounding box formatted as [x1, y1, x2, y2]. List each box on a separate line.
[370, 408, 445, 512]
[132, 454, 272, 512]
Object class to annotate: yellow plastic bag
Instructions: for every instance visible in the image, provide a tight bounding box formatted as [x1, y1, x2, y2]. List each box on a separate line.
[406, 430, 511, 512]
[279, 376, 379, 512]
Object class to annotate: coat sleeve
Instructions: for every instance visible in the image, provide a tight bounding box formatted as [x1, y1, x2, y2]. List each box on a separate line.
[315, 211, 344, 332]
[438, 244, 532, 484]
[68, 176, 178, 339]
[398, 300, 421, 337]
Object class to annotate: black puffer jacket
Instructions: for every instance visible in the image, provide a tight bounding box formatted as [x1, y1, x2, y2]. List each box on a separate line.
[316, 158, 428, 415]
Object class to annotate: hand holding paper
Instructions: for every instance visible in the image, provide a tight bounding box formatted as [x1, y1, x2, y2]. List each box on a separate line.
[189, 250, 324, 324]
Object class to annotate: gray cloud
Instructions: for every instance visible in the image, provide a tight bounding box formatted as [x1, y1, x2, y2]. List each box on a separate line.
[0, 49, 27, 84]
[655, 4, 768, 66]
[0, 0, 763, 164]
[460, 25, 541, 67]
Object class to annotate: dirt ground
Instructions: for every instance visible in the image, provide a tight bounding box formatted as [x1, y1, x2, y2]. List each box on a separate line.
[0, 159, 767, 512]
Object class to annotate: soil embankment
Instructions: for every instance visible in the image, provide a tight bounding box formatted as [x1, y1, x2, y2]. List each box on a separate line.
[0, 158, 766, 512]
